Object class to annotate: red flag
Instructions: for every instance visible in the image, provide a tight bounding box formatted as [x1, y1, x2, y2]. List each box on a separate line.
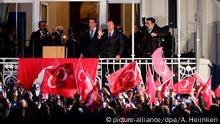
[17, 58, 99, 90]
[201, 77, 212, 109]
[145, 66, 156, 104]
[84, 82, 102, 111]
[75, 59, 96, 104]
[173, 77, 195, 94]
[194, 72, 206, 97]
[40, 63, 77, 97]
[151, 48, 175, 83]
[107, 61, 143, 96]
[215, 85, 220, 97]
[154, 78, 161, 90]
[159, 79, 173, 100]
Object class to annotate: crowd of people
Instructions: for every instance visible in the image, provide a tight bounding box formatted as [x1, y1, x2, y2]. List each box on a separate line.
[0, 79, 219, 123]
[28, 17, 173, 59]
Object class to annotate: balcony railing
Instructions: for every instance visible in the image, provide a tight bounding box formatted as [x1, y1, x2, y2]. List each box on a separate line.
[0, 58, 196, 87]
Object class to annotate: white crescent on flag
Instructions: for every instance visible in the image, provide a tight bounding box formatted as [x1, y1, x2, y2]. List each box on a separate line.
[47, 75, 56, 88]
[159, 61, 168, 75]
[59, 67, 68, 81]
[182, 80, 189, 89]
[78, 69, 92, 93]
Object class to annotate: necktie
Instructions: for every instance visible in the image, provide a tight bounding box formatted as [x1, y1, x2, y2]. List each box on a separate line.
[90, 29, 93, 38]
[108, 32, 112, 43]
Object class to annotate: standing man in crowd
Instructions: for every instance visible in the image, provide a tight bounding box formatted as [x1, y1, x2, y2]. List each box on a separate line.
[29, 21, 51, 58]
[129, 24, 142, 58]
[140, 17, 168, 57]
[81, 18, 100, 58]
[98, 20, 124, 61]
[66, 27, 80, 58]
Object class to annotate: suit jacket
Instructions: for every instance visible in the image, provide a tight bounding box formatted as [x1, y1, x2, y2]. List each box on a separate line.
[100, 30, 124, 58]
[29, 30, 51, 57]
[81, 28, 100, 58]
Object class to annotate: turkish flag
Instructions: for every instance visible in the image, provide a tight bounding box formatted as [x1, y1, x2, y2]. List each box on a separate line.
[215, 85, 220, 97]
[145, 66, 156, 104]
[18, 58, 99, 90]
[75, 59, 96, 104]
[154, 78, 162, 90]
[159, 79, 173, 100]
[173, 77, 195, 94]
[201, 77, 212, 109]
[83, 83, 102, 111]
[151, 47, 175, 83]
[40, 63, 77, 97]
[107, 61, 143, 96]
[194, 72, 206, 97]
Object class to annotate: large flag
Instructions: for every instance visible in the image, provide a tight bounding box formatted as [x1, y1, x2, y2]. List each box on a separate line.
[215, 85, 220, 97]
[107, 61, 143, 96]
[145, 66, 156, 104]
[75, 59, 96, 104]
[201, 77, 212, 109]
[40, 63, 77, 97]
[194, 72, 206, 97]
[151, 47, 175, 83]
[173, 77, 195, 94]
[17, 58, 99, 90]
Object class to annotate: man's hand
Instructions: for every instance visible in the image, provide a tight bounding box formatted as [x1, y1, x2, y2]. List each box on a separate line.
[151, 32, 157, 37]
[80, 54, 84, 58]
[98, 29, 104, 39]
[115, 55, 120, 61]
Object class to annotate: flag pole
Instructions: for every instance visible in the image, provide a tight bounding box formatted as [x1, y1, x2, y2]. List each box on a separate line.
[131, 0, 135, 61]
[177, 0, 181, 82]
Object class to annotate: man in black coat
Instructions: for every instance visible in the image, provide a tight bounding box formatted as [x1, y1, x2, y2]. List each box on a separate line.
[66, 28, 80, 58]
[81, 18, 100, 58]
[29, 21, 51, 58]
[98, 20, 124, 60]
[140, 17, 168, 57]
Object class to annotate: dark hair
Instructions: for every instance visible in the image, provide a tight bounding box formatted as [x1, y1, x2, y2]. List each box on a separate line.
[146, 17, 155, 24]
[89, 18, 97, 23]
[107, 20, 115, 26]
[38, 21, 46, 27]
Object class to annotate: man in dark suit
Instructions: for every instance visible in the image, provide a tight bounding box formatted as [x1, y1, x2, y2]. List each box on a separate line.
[29, 21, 51, 58]
[98, 20, 124, 61]
[81, 18, 100, 58]
[140, 17, 168, 57]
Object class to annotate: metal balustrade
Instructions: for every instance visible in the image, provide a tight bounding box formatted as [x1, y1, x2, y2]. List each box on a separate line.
[0, 58, 196, 87]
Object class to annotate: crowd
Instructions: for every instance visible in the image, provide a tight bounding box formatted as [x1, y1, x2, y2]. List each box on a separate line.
[0, 79, 219, 123]
[0, 17, 173, 59]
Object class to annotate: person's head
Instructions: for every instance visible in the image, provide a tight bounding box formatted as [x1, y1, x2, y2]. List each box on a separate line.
[68, 27, 75, 38]
[89, 18, 97, 29]
[146, 17, 155, 29]
[127, 89, 133, 98]
[55, 26, 64, 35]
[134, 24, 139, 33]
[38, 21, 47, 31]
[107, 20, 115, 32]
[19, 99, 28, 109]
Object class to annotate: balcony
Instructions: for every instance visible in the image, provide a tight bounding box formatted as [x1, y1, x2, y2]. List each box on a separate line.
[0, 57, 197, 87]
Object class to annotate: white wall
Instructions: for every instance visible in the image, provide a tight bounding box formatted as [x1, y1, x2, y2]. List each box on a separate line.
[201, 0, 220, 65]
[141, 0, 168, 27]
[179, 0, 196, 53]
